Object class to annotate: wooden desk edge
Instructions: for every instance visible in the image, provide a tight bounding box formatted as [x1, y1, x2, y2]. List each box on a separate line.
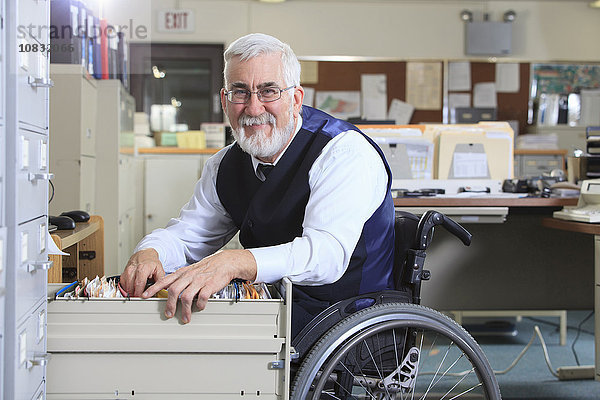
[50, 215, 103, 250]
[541, 217, 600, 235]
[394, 197, 578, 207]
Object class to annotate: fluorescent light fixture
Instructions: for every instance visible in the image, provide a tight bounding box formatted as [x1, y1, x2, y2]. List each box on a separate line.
[590, 0, 600, 8]
[258, 0, 286, 3]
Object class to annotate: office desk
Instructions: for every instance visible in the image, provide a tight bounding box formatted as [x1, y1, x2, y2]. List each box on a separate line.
[393, 197, 588, 345]
[394, 196, 577, 224]
[542, 217, 600, 381]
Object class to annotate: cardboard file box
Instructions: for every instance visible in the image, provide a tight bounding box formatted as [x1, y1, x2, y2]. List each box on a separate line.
[46, 279, 292, 399]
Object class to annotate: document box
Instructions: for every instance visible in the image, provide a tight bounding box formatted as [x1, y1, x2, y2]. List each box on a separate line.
[46, 279, 292, 399]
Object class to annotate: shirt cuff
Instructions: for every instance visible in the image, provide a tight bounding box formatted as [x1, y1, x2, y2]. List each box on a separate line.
[249, 245, 289, 283]
[134, 243, 171, 273]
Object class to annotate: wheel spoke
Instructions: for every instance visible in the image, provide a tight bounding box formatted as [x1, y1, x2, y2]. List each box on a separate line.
[364, 339, 394, 399]
[420, 340, 452, 400]
[291, 304, 499, 400]
[438, 368, 474, 400]
[410, 331, 425, 400]
[447, 382, 483, 400]
[339, 360, 377, 399]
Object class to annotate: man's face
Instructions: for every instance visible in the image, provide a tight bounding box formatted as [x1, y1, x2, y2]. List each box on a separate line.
[221, 53, 303, 160]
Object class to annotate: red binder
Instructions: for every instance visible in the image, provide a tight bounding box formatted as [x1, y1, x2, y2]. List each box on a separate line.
[100, 18, 109, 79]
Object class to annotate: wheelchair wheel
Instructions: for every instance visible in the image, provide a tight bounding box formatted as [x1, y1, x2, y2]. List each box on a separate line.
[290, 303, 501, 400]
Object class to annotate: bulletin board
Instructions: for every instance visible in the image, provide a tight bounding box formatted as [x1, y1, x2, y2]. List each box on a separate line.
[300, 60, 531, 135]
[301, 61, 443, 124]
[448, 61, 530, 134]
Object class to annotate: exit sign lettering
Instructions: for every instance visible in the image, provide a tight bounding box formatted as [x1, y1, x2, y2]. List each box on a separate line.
[157, 9, 195, 33]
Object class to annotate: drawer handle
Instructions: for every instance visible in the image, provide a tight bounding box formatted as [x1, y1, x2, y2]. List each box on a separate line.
[28, 260, 53, 273]
[26, 353, 51, 368]
[27, 76, 54, 88]
[28, 172, 55, 182]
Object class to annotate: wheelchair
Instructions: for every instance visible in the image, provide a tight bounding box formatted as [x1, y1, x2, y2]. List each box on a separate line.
[288, 210, 502, 400]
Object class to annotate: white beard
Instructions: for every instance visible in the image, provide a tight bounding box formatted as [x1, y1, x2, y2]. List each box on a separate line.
[232, 106, 295, 159]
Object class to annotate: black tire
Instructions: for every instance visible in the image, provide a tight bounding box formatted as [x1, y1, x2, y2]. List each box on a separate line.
[290, 303, 501, 400]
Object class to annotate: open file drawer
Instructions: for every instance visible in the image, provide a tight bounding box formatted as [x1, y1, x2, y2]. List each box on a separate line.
[46, 279, 292, 399]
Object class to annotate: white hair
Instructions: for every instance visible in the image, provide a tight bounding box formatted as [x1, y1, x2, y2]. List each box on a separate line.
[224, 33, 301, 89]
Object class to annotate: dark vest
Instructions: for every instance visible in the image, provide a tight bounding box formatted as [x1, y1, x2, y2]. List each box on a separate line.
[216, 106, 395, 303]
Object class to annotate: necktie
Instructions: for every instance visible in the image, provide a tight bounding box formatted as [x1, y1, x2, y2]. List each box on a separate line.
[257, 163, 274, 179]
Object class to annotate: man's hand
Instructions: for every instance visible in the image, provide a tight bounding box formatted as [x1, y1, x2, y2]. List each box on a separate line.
[120, 248, 165, 297]
[141, 249, 257, 324]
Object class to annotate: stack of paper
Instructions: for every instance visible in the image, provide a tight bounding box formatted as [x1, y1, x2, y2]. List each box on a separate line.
[515, 133, 559, 150]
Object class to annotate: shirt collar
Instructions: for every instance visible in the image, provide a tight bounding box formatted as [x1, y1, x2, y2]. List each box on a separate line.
[252, 114, 303, 179]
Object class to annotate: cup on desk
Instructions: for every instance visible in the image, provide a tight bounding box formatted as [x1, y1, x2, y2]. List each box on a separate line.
[567, 156, 583, 184]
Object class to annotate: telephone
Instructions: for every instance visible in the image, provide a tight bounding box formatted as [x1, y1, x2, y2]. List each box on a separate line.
[554, 179, 600, 223]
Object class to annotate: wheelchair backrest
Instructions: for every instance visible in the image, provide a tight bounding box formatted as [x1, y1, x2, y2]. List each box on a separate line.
[393, 211, 419, 290]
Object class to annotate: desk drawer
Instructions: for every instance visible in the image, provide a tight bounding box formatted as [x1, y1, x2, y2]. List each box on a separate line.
[47, 283, 290, 399]
[17, 217, 49, 322]
[15, 302, 48, 400]
[17, 130, 49, 223]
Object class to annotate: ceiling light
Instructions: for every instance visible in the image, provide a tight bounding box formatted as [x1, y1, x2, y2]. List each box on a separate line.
[503, 10, 516, 23]
[590, 0, 600, 8]
[460, 10, 473, 22]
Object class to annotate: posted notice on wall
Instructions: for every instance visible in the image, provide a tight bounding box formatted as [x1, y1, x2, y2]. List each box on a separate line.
[406, 62, 442, 110]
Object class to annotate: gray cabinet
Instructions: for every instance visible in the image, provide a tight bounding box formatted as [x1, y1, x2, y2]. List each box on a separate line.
[2, 0, 51, 398]
[0, 0, 5, 395]
[514, 150, 566, 178]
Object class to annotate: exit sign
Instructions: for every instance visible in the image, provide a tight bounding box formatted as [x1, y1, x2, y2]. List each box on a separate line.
[157, 9, 195, 33]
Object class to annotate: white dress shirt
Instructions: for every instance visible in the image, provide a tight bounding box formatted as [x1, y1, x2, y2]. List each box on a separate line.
[135, 115, 389, 286]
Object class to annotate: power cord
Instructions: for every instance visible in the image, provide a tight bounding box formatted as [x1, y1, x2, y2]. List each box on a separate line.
[492, 325, 558, 378]
[572, 311, 594, 366]
[423, 324, 594, 380]
[49, 179, 55, 204]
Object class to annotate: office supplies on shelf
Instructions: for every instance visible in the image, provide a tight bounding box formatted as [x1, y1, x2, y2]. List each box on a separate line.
[554, 179, 600, 223]
[392, 179, 503, 195]
[586, 126, 600, 155]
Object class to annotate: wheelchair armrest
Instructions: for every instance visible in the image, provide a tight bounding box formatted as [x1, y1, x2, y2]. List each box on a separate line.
[291, 289, 412, 360]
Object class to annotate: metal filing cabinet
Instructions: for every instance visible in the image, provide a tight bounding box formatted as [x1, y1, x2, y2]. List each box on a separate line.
[3, 0, 51, 399]
[47, 279, 292, 399]
[0, 0, 6, 396]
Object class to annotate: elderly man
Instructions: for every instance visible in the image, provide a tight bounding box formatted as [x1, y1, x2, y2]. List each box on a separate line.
[120, 33, 395, 336]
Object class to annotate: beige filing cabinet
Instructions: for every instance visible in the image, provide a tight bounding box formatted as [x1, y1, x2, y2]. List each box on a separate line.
[143, 154, 207, 234]
[49, 64, 97, 215]
[46, 278, 293, 399]
[94, 80, 143, 276]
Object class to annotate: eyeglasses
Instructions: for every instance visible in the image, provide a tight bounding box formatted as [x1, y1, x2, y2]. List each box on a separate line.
[224, 85, 295, 104]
